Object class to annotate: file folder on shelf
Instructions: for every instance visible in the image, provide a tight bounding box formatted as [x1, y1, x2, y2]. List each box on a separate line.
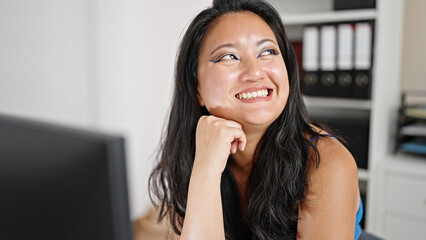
[302, 26, 319, 96]
[353, 22, 373, 99]
[336, 24, 354, 98]
[320, 25, 337, 97]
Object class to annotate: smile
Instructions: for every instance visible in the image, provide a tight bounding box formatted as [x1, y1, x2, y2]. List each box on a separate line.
[235, 89, 270, 100]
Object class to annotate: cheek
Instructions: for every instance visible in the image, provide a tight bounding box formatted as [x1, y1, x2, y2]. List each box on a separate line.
[264, 61, 289, 90]
[199, 68, 239, 109]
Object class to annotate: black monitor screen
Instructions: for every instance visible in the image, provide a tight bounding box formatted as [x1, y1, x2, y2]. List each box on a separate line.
[0, 114, 132, 240]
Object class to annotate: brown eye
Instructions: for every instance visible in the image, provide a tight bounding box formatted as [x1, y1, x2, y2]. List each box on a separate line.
[211, 54, 240, 63]
[257, 49, 279, 58]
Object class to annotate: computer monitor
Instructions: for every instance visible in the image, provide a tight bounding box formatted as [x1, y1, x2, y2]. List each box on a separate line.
[0, 114, 133, 240]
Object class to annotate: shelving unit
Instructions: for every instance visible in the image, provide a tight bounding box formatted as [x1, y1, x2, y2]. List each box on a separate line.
[275, 2, 376, 176]
[269, 0, 419, 238]
[303, 96, 371, 110]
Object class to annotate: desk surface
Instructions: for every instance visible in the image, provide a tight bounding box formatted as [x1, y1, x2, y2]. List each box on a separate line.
[133, 207, 172, 240]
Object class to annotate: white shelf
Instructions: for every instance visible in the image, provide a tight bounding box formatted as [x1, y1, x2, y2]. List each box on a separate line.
[385, 153, 426, 178]
[282, 9, 376, 25]
[303, 96, 371, 110]
[358, 168, 369, 181]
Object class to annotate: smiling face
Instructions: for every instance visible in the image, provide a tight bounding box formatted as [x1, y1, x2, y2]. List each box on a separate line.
[197, 11, 289, 130]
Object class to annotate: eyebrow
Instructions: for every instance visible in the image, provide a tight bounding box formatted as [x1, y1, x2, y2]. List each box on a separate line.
[209, 38, 278, 57]
[209, 43, 236, 57]
[257, 38, 277, 47]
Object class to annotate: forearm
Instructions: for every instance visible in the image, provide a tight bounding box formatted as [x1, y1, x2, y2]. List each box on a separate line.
[180, 167, 225, 240]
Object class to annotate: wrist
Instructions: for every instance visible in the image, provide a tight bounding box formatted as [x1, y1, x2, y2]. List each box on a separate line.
[192, 157, 224, 180]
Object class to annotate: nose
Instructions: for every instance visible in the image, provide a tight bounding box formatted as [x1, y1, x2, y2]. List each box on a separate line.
[240, 57, 266, 82]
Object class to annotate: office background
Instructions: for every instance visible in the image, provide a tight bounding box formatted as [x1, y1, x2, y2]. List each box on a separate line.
[0, 0, 425, 238]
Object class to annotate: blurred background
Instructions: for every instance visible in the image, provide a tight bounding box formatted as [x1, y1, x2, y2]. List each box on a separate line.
[0, 0, 425, 239]
[0, 0, 210, 220]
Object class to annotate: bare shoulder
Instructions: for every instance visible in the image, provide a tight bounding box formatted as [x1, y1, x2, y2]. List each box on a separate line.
[297, 126, 359, 239]
[306, 125, 358, 179]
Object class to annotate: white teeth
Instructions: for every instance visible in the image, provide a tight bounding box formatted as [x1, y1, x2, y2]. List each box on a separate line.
[236, 89, 269, 100]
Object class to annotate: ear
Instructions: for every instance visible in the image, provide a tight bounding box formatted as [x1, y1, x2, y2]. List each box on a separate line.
[196, 89, 205, 107]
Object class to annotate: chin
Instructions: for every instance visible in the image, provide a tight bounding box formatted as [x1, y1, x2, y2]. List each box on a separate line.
[239, 112, 280, 128]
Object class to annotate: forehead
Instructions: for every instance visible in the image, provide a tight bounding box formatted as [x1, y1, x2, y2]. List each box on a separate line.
[201, 11, 277, 51]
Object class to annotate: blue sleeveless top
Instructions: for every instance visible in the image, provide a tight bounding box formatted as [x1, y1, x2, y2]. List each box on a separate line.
[309, 134, 364, 240]
[355, 198, 363, 239]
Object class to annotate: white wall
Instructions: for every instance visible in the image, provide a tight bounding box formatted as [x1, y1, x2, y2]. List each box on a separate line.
[0, 0, 210, 220]
[94, 0, 211, 219]
[400, 0, 426, 92]
[0, 0, 93, 126]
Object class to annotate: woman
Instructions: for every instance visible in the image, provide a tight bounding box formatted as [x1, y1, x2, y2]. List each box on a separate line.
[149, 0, 363, 239]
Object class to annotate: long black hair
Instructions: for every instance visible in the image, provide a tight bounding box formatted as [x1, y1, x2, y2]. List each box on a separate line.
[149, 0, 323, 239]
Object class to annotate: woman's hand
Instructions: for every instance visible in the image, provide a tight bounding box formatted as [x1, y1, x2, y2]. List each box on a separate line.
[194, 115, 247, 175]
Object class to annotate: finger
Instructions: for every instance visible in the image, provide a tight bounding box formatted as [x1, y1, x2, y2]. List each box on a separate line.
[238, 140, 246, 152]
[223, 120, 242, 129]
[209, 116, 242, 129]
[230, 140, 238, 154]
[235, 129, 247, 151]
[226, 127, 247, 151]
